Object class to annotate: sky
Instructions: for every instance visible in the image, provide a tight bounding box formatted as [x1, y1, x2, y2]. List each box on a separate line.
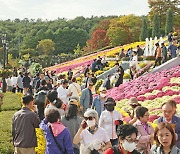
[0, 0, 150, 20]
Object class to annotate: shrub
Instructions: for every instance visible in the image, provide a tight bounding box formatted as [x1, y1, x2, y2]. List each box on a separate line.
[108, 61, 116, 68]
[0, 69, 13, 78]
[123, 73, 131, 79]
[103, 67, 111, 71]
[95, 79, 104, 92]
[95, 70, 104, 76]
[138, 57, 143, 61]
[139, 62, 147, 69]
[121, 57, 130, 61]
[143, 56, 155, 61]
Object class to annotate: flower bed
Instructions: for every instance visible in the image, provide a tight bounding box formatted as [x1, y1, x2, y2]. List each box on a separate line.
[46, 41, 145, 74]
[109, 66, 180, 123]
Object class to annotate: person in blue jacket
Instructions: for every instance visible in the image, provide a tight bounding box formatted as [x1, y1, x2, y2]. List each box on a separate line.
[157, 100, 180, 149]
[91, 87, 107, 117]
[40, 109, 74, 154]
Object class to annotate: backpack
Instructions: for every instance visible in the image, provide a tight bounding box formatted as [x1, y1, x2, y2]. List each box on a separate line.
[35, 90, 47, 104]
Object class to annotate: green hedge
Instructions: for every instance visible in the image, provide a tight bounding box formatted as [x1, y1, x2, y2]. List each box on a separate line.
[0, 110, 16, 154]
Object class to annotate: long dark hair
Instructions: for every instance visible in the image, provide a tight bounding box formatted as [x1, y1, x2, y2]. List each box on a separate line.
[65, 104, 78, 120]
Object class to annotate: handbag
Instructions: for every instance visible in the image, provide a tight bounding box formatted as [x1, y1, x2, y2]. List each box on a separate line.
[49, 125, 67, 153]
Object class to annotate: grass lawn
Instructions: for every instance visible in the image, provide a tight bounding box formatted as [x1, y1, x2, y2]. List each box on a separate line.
[0, 110, 17, 154]
[1, 92, 21, 111]
[0, 92, 22, 154]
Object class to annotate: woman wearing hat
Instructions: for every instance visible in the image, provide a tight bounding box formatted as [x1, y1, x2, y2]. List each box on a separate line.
[91, 87, 107, 117]
[73, 109, 112, 153]
[128, 97, 141, 125]
[99, 97, 122, 146]
[61, 99, 83, 154]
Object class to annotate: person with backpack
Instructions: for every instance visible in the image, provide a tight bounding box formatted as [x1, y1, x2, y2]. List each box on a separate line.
[35, 79, 49, 120]
[104, 124, 140, 154]
[40, 109, 74, 154]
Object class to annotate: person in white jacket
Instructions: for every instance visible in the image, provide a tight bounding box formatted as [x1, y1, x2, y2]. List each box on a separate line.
[99, 97, 122, 146]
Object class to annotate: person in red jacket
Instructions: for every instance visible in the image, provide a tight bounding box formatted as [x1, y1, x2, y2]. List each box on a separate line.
[104, 124, 140, 154]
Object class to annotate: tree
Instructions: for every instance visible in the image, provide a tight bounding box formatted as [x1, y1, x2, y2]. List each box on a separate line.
[152, 14, 160, 38]
[107, 15, 141, 46]
[148, 0, 179, 27]
[73, 44, 82, 56]
[88, 29, 110, 51]
[107, 20, 130, 46]
[140, 18, 148, 41]
[36, 39, 55, 55]
[165, 9, 174, 35]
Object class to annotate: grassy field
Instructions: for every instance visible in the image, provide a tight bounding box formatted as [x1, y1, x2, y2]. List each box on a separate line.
[0, 92, 21, 154]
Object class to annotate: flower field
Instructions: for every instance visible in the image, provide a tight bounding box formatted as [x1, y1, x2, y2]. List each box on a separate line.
[46, 41, 145, 74]
[109, 66, 180, 123]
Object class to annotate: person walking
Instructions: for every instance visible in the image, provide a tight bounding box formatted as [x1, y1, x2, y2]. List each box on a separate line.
[73, 109, 112, 153]
[61, 99, 82, 154]
[91, 87, 107, 117]
[80, 81, 94, 114]
[22, 72, 31, 95]
[68, 77, 81, 101]
[153, 43, 162, 68]
[161, 43, 168, 63]
[12, 95, 40, 154]
[103, 74, 112, 90]
[99, 97, 122, 146]
[17, 72, 24, 93]
[133, 106, 154, 154]
[40, 109, 74, 154]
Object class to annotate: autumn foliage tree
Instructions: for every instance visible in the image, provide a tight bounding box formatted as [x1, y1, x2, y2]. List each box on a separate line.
[88, 29, 110, 51]
[107, 14, 141, 46]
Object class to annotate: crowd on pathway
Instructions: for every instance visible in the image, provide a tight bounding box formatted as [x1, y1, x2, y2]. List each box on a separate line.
[12, 92, 180, 154]
[0, 35, 179, 154]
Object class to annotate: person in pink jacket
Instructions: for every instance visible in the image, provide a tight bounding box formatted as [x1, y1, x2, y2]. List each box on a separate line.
[133, 106, 154, 154]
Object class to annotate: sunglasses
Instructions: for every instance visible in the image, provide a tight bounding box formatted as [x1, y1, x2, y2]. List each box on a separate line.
[89, 84, 93, 86]
[84, 116, 94, 121]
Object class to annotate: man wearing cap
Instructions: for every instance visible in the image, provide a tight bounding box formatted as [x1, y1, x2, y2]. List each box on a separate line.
[91, 87, 107, 117]
[80, 81, 94, 113]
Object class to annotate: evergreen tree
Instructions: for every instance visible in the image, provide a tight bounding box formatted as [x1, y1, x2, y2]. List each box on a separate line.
[140, 18, 148, 41]
[165, 9, 174, 35]
[152, 14, 160, 38]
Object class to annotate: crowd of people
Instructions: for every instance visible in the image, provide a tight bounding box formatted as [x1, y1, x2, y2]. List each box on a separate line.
[11, 81, 180, 154]
[1, 35, 179, 154]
